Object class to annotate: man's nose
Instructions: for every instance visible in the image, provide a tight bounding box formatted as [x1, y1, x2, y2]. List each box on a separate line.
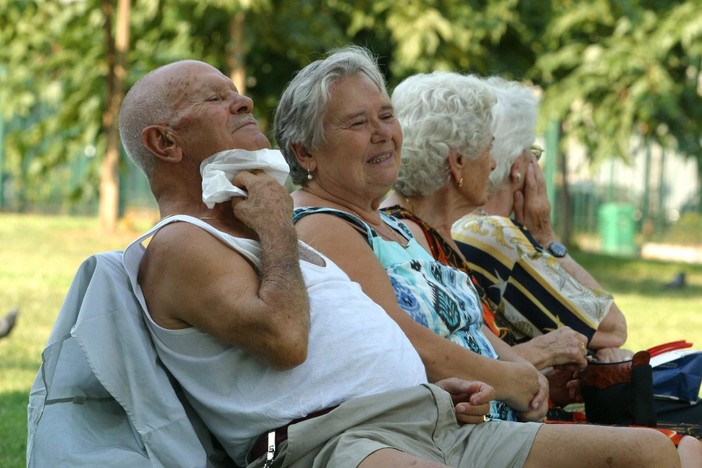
[230, 93, 254, 114]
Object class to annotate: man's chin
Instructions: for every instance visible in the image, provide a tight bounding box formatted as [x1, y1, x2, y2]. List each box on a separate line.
[233, 128, 270, 150]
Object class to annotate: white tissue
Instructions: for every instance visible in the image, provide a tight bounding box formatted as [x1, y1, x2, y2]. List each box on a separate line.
[200, 149, 290, 208]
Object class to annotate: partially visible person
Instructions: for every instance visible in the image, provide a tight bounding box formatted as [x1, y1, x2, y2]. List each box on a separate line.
[448, 75, 702, 436]
[381, 72, 593, 406]
[450, 76, 628, 360]
[0, 307, 19, 339]
[117, 58, 547, 468]
[274, 45, 701, 466]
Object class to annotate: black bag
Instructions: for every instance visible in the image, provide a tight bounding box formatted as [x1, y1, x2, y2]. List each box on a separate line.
[580, 350, 657, 427]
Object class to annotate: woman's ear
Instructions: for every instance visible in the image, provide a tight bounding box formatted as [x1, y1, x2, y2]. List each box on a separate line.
[291, 143, 315, 172]
[447, 150, 464, 183]
[141, 125, 182, 163]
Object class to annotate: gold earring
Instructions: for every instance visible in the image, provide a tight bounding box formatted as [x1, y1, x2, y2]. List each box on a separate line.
[458, 177, 464, 188]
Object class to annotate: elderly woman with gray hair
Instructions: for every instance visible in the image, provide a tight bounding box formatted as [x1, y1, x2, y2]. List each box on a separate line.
[276, 47, 547, 425]
[274, 45, 702, 466]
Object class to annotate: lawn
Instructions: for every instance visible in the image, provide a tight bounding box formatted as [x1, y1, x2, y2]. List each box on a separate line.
[1, 213, 701, 467]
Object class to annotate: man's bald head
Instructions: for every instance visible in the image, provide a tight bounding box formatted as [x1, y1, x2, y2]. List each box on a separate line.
[119, 60, 218, 178]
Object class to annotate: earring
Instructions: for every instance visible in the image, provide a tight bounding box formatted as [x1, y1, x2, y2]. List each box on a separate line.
[457, 177, 464, 188]
[514, 172, 522, 183]
[307, 167, 313, 180]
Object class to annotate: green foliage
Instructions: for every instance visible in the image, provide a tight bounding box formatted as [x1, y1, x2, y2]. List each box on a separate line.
[537, 1, 702, 163]
[0, 0, 700, 212]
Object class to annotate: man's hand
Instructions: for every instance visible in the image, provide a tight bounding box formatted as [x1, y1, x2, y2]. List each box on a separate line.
[230, 170, 294, 235]
[435, 378, 495, 425]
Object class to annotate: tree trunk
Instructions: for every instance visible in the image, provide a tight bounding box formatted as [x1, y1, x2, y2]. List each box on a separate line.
[99, 0, 130, 231]
[557, 146, 572, 245]
[227, 11, 246, 94]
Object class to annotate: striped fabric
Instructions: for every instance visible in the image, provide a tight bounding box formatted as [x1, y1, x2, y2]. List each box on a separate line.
[452, 215, 613, 344]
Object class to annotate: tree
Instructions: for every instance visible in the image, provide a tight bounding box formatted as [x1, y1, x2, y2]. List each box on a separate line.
[100, 0, 130, 231]
[1, 0, 700, 230]
[536, 1, 702, 164]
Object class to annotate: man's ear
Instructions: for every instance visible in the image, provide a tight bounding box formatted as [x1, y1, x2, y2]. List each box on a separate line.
[141, 125, 182, 162]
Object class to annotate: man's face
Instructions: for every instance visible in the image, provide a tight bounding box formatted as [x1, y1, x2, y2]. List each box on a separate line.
[162, 61, 270, 161]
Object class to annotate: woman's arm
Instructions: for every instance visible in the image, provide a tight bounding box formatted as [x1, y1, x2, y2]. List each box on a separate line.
[294, 213, 544, 413]
[514, 160, 627, 349]
[482, 326, 549, 420]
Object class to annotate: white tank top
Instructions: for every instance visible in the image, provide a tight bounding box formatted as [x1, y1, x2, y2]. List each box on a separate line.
[123, 215, 427, 465]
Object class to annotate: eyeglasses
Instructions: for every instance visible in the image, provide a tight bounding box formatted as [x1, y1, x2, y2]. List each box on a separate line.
[529, 145, 544, 160]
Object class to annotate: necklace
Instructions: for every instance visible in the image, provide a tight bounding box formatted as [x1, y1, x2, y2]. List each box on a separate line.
[348, 208, 407, 246]
[199, 216, 221, 221]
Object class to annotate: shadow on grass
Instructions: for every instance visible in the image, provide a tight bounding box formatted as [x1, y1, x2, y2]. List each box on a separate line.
[0, 390, 28, 468]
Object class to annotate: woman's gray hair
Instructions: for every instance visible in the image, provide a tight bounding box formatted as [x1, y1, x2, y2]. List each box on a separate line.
[274, 45, 388, 185]
[485, 76, 539, 195]
[391, 72, 496, 197]
[118, 62, 184, 179]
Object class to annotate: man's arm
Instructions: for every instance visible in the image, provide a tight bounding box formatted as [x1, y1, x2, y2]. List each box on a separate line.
[140, 172, 309, 369]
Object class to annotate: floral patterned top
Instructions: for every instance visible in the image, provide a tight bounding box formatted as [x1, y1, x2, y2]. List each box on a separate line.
[293, 206, 516, 421]
[382, 205, 518, 345]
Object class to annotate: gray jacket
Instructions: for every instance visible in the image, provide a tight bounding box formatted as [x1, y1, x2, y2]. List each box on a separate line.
[26, 251, 234, 467]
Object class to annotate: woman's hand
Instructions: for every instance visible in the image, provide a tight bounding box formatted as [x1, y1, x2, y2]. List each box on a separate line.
[591, 347, 633, 363]
[513, 327, 589, 370]
[516, 371, 550, 422]
[435, 378, 495, 425]
[494, 360, 546, 414]
[513, 159, 557, 246]
[545, 366, 583, 406]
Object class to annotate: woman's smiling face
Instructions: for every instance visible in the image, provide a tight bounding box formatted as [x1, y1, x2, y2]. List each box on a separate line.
[308, 73, 403, 203]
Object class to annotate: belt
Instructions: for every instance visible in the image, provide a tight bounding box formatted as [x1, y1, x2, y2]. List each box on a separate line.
[250, 406, 337, 461]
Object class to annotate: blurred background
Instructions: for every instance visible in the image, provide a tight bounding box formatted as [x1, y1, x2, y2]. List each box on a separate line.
[1, 2, 702, 465]
[1, 0, 701, 258]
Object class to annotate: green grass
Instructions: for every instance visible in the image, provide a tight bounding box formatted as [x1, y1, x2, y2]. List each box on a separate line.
[1, 214, 701, 466]
[573, 250, 702, 351]
[0, 213, 149, 468]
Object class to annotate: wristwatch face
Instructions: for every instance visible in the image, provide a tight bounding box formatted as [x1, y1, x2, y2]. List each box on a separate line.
[548, 241, 568, 258]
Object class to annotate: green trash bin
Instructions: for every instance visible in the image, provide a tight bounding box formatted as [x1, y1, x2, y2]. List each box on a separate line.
[598, 203, 637, 255]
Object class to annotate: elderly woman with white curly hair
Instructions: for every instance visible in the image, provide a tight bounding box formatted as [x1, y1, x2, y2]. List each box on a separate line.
[383, 70, 702, 437]
[450, 76, 629, 358]
[382, 72, 601, 386]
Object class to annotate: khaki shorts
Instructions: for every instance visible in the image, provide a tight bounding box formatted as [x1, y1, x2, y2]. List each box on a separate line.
[247, 384, 541, 468]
